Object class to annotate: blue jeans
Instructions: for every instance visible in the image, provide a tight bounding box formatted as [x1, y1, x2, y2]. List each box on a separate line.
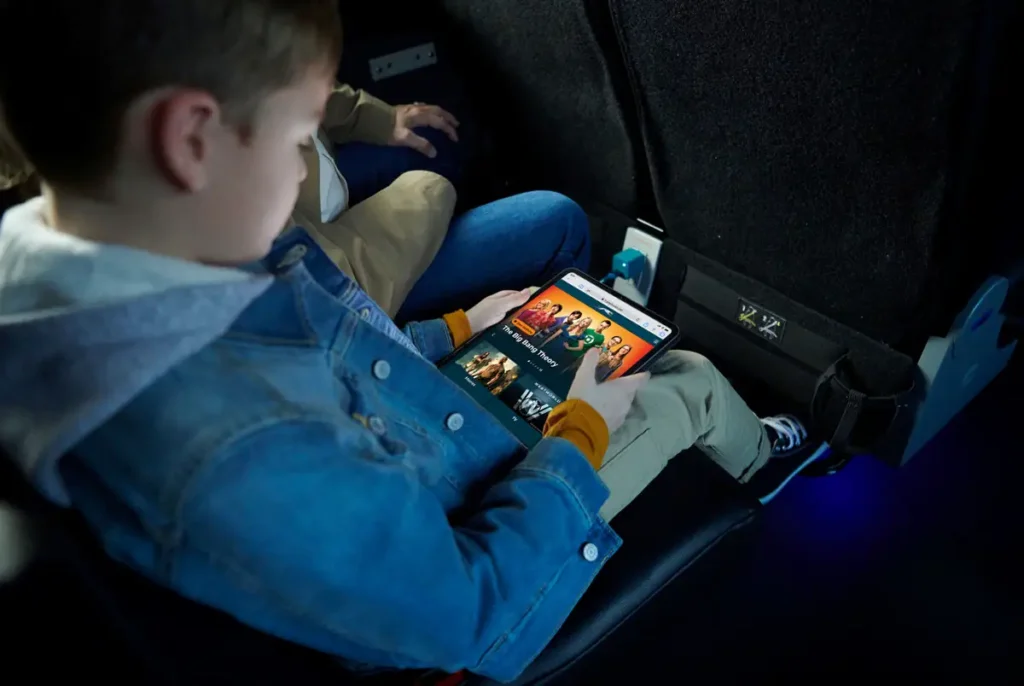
[397, 191, 592, 322]
[334, 127, 460, 207]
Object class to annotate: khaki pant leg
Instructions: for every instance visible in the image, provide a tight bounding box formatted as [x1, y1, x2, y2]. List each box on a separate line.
[296, 171, 456, 318]
[597, 351, 771, 520]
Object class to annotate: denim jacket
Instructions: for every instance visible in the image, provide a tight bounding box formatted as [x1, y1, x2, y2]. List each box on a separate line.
[0, 213, 620, 682]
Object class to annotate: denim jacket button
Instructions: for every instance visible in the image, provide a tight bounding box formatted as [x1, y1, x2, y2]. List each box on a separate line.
[277, 244, 307, 269]
[360, 308, 372, 321]
[372, 360, 391, 381]
[581, 543, 599, 563]
[368, 416, 387, 436]
[445, 413, 465, 432]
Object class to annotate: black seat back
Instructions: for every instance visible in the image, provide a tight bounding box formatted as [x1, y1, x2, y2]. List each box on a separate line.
[609, 0, 1020, 457]
[438, 0, 644, 215]
[611, 0, 1013, 348]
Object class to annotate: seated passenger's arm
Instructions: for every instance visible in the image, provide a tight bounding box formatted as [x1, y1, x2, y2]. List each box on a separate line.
[402, 310, 473, 363]
[178, 416, 615, 682]
[322, 83, 397, 146]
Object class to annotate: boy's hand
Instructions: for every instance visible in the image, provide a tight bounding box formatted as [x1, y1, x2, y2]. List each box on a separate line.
[390, 103, 460, 158]
[466, 289, 531, 334]
[568, 350, 650, 433]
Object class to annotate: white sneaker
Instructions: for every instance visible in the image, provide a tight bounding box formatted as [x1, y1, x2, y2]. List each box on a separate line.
[760, 414, 809, 458]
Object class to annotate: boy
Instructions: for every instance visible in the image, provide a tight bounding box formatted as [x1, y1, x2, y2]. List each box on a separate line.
[0, 1, 807, 682]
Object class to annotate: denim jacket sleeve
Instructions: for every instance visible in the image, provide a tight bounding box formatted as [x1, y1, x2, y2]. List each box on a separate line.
[178, 418, 621, 682]
[403, 319, 455, 362]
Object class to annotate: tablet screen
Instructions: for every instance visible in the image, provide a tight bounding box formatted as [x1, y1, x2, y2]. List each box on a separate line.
[439, 270, 678, 447]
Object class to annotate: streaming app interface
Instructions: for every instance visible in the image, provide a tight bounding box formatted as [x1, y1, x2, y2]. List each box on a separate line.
[440, 272, 674, 446]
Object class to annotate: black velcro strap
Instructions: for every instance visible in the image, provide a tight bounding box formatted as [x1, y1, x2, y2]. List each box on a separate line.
[811, 356, 911, 455]
[830, 385, 865, 450]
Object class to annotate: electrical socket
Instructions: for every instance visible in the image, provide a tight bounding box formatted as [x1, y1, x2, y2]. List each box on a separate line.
[614, 226, 662, 306]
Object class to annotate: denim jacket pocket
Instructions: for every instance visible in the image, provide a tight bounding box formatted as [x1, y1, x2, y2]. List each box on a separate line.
[344, 374, 457, 483]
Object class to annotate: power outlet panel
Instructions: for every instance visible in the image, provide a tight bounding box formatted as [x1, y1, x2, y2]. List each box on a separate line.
[614, 226, 662, 306]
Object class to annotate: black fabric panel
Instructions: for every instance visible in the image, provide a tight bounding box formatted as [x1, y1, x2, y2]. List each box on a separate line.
[663, 239, 916, 397]
[612, 0, 979, 344]
[437, 0, 639, 213]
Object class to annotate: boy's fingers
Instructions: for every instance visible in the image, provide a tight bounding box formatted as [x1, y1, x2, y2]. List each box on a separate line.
[578, 349, 600, 376]
[609, 371, 651, 391]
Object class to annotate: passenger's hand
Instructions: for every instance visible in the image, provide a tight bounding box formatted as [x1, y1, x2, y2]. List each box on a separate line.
[466, 289, 531, 334]
[568, 350, 650, 433]
[390, 103, 460, 158]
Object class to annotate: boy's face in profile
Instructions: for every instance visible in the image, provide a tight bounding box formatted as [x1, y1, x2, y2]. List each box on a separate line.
[154, 65, 333, 264]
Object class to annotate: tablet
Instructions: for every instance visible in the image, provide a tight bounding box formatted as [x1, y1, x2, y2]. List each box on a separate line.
[438, 268, 680, 448]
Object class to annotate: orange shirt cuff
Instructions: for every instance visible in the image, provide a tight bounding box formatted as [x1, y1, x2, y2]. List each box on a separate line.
[543, 399, 610, 470]
[443, 310, 473, 349]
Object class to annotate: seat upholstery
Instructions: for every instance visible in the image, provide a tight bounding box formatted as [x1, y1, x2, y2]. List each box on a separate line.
[438, 0, 642, 215]
[611, 0, 985, 346]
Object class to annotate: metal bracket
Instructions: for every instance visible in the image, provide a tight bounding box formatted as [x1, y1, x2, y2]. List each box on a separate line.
[369, 43, 438, 82]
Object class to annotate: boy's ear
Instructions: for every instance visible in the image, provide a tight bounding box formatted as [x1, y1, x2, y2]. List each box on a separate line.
[150, 90, 221, 192]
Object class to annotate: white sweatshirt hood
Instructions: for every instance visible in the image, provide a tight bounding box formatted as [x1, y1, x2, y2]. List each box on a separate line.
[0, 197, 272, 505]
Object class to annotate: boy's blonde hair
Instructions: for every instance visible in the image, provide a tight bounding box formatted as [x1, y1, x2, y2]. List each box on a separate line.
[0, 0, 342, 196]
